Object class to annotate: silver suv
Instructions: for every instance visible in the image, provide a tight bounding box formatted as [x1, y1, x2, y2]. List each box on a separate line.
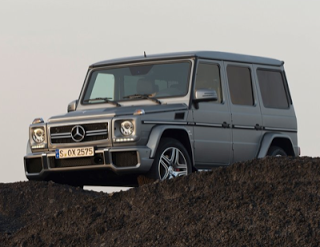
[24, 51, 299, 187]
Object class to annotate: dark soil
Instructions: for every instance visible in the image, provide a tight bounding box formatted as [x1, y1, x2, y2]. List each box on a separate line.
[1, 157, 320, 246]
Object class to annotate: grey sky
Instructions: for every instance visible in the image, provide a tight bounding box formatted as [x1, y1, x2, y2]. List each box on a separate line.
[0, 0, 319, 186]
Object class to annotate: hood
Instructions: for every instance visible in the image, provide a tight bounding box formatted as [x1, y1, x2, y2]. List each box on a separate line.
[47, 104, 188, 123]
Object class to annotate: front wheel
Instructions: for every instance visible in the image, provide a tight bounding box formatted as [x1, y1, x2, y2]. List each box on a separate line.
[149, 138, 192, 181]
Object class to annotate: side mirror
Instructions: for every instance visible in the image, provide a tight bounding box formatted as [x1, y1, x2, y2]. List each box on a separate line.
[193, 89, 218, 109]
[67, 100, 78, 112]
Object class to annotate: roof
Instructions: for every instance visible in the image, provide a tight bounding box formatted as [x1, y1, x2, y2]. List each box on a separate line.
[90, 51, 284, 68]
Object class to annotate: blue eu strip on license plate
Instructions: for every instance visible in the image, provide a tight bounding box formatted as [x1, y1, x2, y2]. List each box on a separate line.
[55, 149, 60, 159]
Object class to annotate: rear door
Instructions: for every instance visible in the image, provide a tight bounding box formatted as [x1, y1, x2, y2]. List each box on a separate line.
[253, 65, 298, 154]
[224, 62, 263, 162]
[192, 59, 232, 168]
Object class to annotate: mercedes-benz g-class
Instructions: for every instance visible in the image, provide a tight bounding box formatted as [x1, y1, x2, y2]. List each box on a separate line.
[24, 51, 299, 186]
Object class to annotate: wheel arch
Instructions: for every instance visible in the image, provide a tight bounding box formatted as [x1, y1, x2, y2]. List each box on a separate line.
[257, 133, 295, 158]
[146, 125, 194, 165]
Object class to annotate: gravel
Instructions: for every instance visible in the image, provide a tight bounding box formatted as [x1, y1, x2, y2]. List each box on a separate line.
[1, 156, 320, 246]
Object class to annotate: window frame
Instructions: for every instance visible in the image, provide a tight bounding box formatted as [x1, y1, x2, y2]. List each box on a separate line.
[194, 61, 224, 104]
[226, 64, 255, 106]
[81, 59, 192, 105]
[256, 68, 290, 109]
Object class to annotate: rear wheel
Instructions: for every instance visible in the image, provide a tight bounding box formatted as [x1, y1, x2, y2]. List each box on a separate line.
[148, 138, 192, 181]
[267, 146, 287, 157]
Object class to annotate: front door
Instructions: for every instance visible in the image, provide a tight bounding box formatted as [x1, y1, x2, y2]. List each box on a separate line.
[192, 59, 232, 168]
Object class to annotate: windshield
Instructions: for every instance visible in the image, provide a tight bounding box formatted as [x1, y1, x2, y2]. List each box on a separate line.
[82, 60, 191, 104]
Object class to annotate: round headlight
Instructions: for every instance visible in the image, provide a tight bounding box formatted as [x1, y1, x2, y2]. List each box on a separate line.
[120, 121, 134, 136]
[32, 128, 45, 143]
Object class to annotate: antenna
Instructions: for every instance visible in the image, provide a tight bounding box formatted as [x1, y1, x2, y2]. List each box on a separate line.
[144, 51, 147, 58]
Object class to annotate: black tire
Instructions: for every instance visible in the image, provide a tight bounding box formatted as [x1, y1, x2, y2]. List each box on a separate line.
[267, 146, 287, 157]
[148, 138, 192, 181]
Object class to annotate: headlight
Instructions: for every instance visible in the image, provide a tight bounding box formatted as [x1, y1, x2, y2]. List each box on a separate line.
[32, 128, 45, 143]
[120, 121, 134, 136]
[29, 119, 47, 150]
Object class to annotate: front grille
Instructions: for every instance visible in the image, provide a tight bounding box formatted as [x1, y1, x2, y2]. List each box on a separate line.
[50, 123, 108, 143]
[49, 153, 104, 168]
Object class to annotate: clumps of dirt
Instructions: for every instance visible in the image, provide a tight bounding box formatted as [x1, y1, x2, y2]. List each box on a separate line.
[1, 157, 320, 246]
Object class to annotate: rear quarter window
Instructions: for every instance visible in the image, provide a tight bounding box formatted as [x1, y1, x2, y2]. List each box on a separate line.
[257, 69, 289, 109]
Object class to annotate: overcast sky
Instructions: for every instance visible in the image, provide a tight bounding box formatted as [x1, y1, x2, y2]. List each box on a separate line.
[0, 0, 319, 190]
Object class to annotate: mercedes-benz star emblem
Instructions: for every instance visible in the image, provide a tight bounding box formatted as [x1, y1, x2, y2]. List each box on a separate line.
[71, 125, 86, 142]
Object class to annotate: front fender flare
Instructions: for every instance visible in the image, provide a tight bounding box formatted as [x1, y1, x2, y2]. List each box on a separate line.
[146, 125, 192, 158]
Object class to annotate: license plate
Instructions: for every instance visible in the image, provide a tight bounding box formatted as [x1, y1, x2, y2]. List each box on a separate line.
[55, 147, 94, 159]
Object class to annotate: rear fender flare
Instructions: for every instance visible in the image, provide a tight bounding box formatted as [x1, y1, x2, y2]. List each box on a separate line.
[257, 133, 294, 158]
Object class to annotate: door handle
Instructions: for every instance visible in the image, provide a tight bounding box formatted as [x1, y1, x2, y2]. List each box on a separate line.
[222, 122, 230, 128]
[255, 124, 264, 130]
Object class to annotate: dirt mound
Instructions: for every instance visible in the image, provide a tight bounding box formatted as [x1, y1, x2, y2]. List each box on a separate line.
[1, 157, 320, 246]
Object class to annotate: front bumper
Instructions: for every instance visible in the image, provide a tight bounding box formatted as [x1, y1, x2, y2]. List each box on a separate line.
[24, 146, 153, 181]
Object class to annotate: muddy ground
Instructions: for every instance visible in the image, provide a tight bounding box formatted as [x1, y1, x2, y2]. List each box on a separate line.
[1, 157, 320, 246]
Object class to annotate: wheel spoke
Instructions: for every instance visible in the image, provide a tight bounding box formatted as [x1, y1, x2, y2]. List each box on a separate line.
[162, 154, 171, 165]
[174, 158, 184, 168]
[169, 148, 177, 163]
[159, 159, 169, 180]
[172, 148, 180, 165]
[171, 170, 187, 177]
[172, 150, 186, 169]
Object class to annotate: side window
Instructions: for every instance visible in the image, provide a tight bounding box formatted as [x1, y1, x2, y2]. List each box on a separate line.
[227, 66, 254, 106]
[89, 73, 115, 100]
[257, 69, 289, 109]
[195, 63, 222, 103]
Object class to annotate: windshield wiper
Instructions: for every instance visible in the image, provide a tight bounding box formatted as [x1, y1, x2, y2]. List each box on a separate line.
[84, 97, 121, 107]
[123, 94, 162, 105]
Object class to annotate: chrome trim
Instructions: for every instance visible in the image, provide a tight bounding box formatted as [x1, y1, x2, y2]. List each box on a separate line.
[51, 132, 71, 137]
[71, 125, 86, 142]
[233, 125, 256, 130]
[49, 121, 110, 146]
[51, 133, 71, 139]
[50, 130, 108, 139]
[264, 127, 297, 133]
[195, 122, 222, 128]
[86, 130, 108, 136]
[142, 120, 187, 125]
[86, 129, 108, 134]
